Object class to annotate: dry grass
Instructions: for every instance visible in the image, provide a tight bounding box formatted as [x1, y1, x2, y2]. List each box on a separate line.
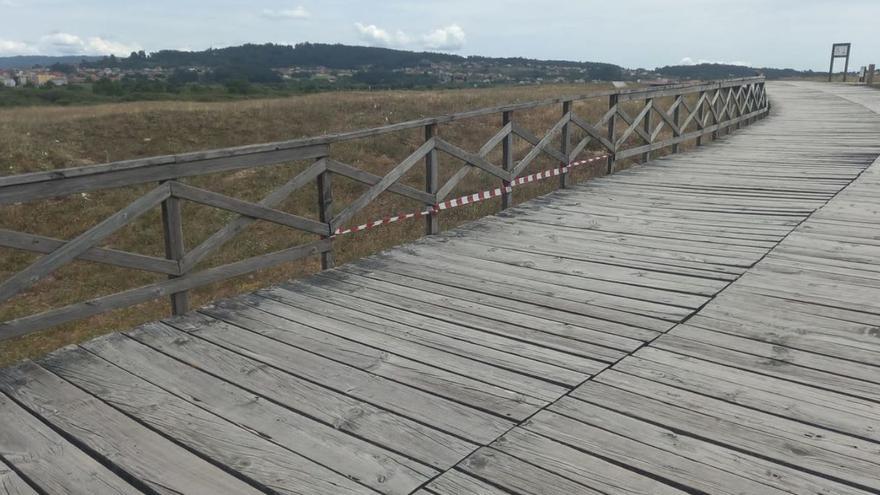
[0, 82, 698, 366]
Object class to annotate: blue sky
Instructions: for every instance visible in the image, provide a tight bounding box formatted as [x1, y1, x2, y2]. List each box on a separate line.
[1, 0, 878, 70]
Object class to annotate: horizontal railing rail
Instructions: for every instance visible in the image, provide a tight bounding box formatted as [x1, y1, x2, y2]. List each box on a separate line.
[0, 76, 769, 338]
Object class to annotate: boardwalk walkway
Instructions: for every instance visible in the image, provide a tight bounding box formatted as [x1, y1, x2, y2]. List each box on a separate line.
[2, 82, 880, 494]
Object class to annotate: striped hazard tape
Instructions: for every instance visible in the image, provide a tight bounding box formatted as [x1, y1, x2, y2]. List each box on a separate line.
[332, 154, 608, 237]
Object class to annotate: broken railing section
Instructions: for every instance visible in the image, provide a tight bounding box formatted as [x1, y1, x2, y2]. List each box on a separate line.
[0, 77, 769, 338]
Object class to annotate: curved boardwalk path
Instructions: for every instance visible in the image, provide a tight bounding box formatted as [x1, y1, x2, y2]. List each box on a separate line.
[2, 82, 880, 494]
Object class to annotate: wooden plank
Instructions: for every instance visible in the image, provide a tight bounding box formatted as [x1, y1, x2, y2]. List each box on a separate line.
[433, 138, 510, 181]
[127, 318, 476, 470]
[423, 469, 510, 495]
[180, 157, 327, 272]
[0, 239, 330, 340]
[0, 362, 267, 495]
[568, 113, 614, 152]
[560, 101, 572, 188]
[501, 111, 514, 209]
[47, 335, 434, 495]
[0, 183, 170, 304]
[202, 297, 548, 419]
[511, 113, 571, 177]
[0, 228, 179, 275]
[318, 269, 628, 361]
[0, 145, 329, 205]
[263, 282, 591, 386]
[574, 375, 880, 492]
[160, 193, 189, 314]
[491, 428, 688, 494]
[150, 315, 515, 443]
[606, 94, 618, 173]
[238, 290, 565, 402]
[425, 124, 440, 235]
[337, 263, 644, 351]
[325, 158, 434, 204]
[317, 168, 334, 269]
[0, 466, 36, 495]
[331, 138, 435, 231]
[653, 333, 880, 401]
[618, 348, 880, 442]
[170, 181, 329, 236]
[0, 392, 141, 495]
[368, 251, 678, 331]
[544, 396, 868, 495]
[458, 447, 606, 495]
[352, 258, 662, 341]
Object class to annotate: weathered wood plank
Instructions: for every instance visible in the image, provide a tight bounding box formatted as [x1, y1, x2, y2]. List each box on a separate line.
[45, 335, 434, 495]
[0, 465, 36, 495]
[150, 315, 515, 443]
[0, 238, 330, 340]
[170, 181, 329, 236]
[0, 392, 141, 495]
[0, 362, 267, 495]
[0, 228, 180, 275]
[0, 183, 170, 304]
[127, 318, 477, 470]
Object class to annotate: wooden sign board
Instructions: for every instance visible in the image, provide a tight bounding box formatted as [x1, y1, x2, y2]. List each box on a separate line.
[828, 43, 852, 82]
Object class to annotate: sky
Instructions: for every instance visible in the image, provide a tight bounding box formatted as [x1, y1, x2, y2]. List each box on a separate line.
[1, 0, 878, 71]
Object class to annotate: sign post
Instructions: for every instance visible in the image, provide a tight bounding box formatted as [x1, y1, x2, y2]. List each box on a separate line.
[828, 43, 851, 82]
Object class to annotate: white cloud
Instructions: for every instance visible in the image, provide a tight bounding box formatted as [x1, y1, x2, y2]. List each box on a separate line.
[0, 39, 35, 55]
[354, 22, 411, 47]
[261, 6, 310, 20]
[38, 32, 141, 56]
[0, 33, 143, 57]
[678, 57, 751, 67]
[354, 22, 466, 51]
[422, 24, 466, 51]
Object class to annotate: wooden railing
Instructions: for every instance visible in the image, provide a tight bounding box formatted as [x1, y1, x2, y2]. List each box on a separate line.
[0, 76, 769, 339]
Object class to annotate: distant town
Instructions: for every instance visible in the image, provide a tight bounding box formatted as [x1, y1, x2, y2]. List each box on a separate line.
[0, 62, 684, 89]
[0, 42, 814, 106]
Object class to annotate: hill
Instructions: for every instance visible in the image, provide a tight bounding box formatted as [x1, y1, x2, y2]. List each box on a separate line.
[655, 63, 818, 80]
[0, 55, 102, 69]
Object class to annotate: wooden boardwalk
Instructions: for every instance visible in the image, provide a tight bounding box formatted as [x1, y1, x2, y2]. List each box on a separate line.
[2, 82, 880, 494]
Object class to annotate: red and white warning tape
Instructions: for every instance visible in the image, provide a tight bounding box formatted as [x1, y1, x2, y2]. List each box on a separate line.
[332, 154, 607, 237]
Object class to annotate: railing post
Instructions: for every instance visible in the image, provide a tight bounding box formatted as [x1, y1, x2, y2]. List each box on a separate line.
[160, 191, 189, 315]
[501, 111, 514, 210]
[642, 97, 653, 162]
[711, 88, 720, 141]
[672, 94, 682, 153]
[560, 101, 572, 188]
[425, 123, 439, 235]
[316, 166, 334, 269]
[606, 94, 618, 174]
[696, 92, 704, 146]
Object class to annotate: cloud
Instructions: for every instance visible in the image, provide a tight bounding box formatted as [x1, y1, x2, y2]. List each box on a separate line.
[422, 24, 466, 51]
[0, 33, 142, 56]
[261, 6, 310, 20]
[354, 22, 411, 47]
[0, 39, 35, 55]
[354, 22, 466, 51]
[678, 57, 751, 67]
[37, 32, 141, 56]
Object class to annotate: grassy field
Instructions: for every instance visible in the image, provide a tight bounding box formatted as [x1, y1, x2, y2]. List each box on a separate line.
[0, 82, 686, 366]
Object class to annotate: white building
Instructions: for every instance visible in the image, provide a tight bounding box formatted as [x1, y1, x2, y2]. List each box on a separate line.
[1, 78, 15, 88]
